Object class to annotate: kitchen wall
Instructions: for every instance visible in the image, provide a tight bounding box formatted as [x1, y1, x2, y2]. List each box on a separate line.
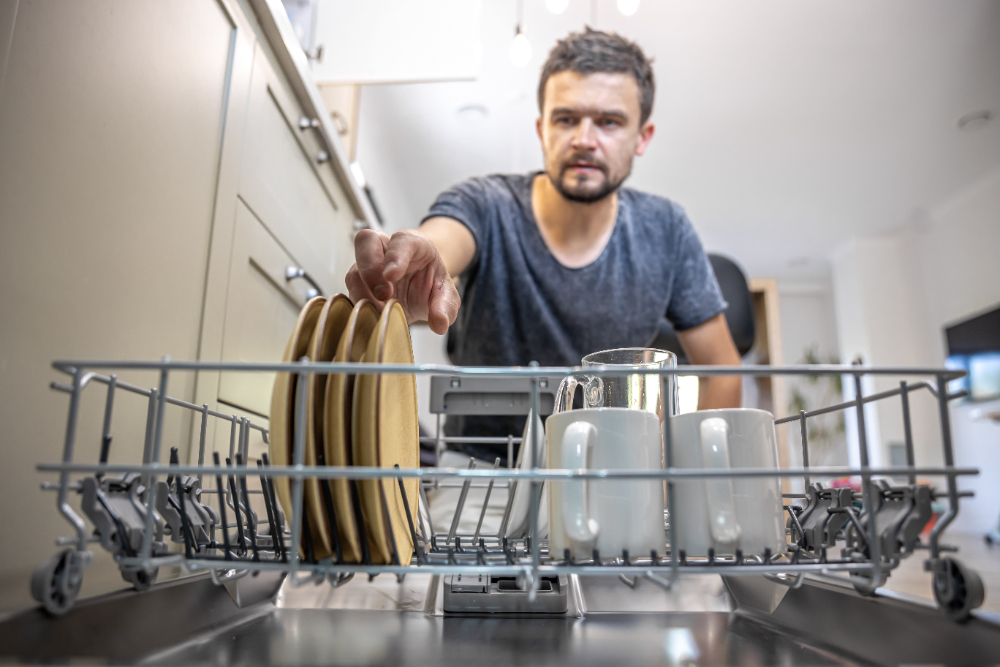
[831, 168, 1000, 532]
[777, 283, 846, 492]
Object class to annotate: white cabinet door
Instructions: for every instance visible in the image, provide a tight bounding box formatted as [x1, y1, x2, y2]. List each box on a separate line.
[217, 200, 314, 417]
[239, 46, 353, 299]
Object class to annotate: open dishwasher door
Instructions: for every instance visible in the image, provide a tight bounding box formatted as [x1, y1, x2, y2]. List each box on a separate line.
[3, 570, 1000, 665]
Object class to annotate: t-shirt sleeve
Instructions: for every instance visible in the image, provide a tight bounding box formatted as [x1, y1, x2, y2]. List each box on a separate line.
[665, 206, 728, 331]
[421, 178, 488, 269]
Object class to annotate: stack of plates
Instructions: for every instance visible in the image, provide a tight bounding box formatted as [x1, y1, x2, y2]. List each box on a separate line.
[268, 295, 419, 565]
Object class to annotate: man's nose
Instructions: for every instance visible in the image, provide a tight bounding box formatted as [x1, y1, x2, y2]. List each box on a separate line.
[570, 117, 599, 150]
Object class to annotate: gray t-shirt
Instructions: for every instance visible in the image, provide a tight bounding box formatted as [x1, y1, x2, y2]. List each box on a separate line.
[427, 172, 726, 364]
[425, 173, 726, 454]
[425, 174, 726, 461]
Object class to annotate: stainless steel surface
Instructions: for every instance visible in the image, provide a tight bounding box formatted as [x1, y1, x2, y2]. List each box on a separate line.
[5, 572, 1000, 665]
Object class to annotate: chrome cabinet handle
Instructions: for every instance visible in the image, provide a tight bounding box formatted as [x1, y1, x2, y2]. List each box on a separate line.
[285, 266, 323, 300]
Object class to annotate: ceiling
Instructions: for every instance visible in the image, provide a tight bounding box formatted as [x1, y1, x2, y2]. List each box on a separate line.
[352, 0, 1000, 283]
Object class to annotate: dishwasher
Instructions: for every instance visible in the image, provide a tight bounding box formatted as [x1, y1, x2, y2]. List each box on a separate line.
[2, 357, 998, 665]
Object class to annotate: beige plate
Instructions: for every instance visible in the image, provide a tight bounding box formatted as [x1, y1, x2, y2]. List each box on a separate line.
[269, 296, 326, 555]
[323, 299, 379, 563]
[351, 299, 419, 565]
[303, 294, 353, 560]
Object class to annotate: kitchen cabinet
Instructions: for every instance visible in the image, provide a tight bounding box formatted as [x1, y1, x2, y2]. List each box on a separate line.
[238, 43, 354, 299]
[217, 200, 310, 419]
[0, 0, 370, 613]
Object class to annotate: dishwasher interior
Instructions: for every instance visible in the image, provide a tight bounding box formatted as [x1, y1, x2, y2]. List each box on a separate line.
[4, 357, 999, 665]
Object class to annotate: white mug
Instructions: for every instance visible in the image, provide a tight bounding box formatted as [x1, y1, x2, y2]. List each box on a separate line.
[546, 408, 665, 562]
[669, 408, 785, 558]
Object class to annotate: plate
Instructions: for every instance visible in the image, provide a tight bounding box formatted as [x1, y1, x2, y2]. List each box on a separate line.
[504, 411, 548, 539]
[303, 294, 353, 560]
[323, 299, 379, 563]
[269, 296, 326, 555]
[352, 299, 419, 565]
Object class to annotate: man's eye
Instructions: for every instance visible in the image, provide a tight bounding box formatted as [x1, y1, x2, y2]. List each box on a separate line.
[554, 117, 575, 126]
[600, 118, 621, 128]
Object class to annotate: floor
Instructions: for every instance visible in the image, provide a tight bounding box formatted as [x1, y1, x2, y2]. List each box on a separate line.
[881, 530, 1000, 615]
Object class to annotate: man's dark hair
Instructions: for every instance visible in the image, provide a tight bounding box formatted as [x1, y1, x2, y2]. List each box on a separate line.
[538, 27, 655, 124]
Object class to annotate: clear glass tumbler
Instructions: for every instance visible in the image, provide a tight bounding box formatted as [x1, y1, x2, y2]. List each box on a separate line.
[553, 347, 678, 423]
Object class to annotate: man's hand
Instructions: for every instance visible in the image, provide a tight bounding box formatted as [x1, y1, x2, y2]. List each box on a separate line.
[345, 229, 461, 335]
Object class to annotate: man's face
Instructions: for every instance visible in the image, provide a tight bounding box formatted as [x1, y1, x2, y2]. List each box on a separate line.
[537, 71, 654, 203]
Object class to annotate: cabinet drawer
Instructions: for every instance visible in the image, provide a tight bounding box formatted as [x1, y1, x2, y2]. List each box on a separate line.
[218, 200, 312, 417]
[239, 47, 352, 298]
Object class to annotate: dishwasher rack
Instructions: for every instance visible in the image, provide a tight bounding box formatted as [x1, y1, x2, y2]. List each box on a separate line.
[33, 359, 984, 620]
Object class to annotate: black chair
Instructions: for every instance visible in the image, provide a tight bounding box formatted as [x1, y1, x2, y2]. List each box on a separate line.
[649, 253, 756, 363]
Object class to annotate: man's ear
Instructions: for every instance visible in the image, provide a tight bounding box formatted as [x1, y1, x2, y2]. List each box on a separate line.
[536, 116, 543, 142]
[634, 121, 655, 156]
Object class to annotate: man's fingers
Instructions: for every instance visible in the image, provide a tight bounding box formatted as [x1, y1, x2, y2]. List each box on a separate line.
[426, 278, 461, 336]
[354, 229, 392, 300]
[345, 263, 383, 309]
[383, 230, 435, 284]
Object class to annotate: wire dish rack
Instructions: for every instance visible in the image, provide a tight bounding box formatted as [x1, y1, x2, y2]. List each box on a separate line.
[33, 359, 984, 621]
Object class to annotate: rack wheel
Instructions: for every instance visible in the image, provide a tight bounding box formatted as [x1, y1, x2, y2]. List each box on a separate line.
[30, 549, 83, 616]
[934, 557, 985, 621]
[121, 567, 158, 591]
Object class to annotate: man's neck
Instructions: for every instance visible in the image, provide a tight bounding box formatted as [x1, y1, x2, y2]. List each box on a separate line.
[531, 173, 618, 269]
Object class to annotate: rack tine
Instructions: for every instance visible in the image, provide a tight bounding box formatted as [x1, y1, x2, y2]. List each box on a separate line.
[260, 453, 286, 562]
[172, 451, 195, 559]
[212, 452, 231, 560]
[257, 459, 280, 559]
[225, 457, 246, 556]
[301, 519, 316, 564]
[98, 374, 116, 478]
[417, 482, 434, 546]
[395, 465, 424, 563]
[235, 454, 259, 562]
[197, 404, 208, 487]
[320, 479, 342, 564]
[446, 459, 476, 546]
[800, 410, 810, 488]
[472, 458, 500, 546]
[497, 474, 517, 541]
[378, 482, 403, 573]
[350, 480, 371, 565]
[900, 381, 916, 485]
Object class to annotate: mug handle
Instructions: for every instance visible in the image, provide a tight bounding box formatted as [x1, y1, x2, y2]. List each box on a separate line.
[561, 421, 599, 542]
[555, 375, 604, 412]
[699, 418, 741, 545]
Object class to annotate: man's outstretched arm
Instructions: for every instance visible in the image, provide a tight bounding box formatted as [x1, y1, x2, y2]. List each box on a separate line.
[676, 313, 742, 409]
[345, 216, 475, 334]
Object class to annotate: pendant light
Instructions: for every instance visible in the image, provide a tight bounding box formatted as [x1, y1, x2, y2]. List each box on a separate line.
[509, 0, 531, 67]
[510, 26, 532, 68]
[617, 0, 640, 16]
[545, 0, 569, 14]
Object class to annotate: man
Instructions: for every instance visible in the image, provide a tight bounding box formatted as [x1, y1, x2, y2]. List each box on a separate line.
[347, 28, 741, 459]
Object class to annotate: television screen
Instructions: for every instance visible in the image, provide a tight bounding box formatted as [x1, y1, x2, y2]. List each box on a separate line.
[945, 304, 1000, 402]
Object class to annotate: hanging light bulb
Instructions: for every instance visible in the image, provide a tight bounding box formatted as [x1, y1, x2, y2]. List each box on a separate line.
[510, 25, 532, 67]
[545, 0, 569, 14]
[617, 0, 640, 16]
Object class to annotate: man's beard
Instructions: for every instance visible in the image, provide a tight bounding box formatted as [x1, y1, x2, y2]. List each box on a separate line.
[548, 159, 629, 203]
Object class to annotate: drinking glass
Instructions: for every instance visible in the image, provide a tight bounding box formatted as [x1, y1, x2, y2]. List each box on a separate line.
[553, 347, 677, 422]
